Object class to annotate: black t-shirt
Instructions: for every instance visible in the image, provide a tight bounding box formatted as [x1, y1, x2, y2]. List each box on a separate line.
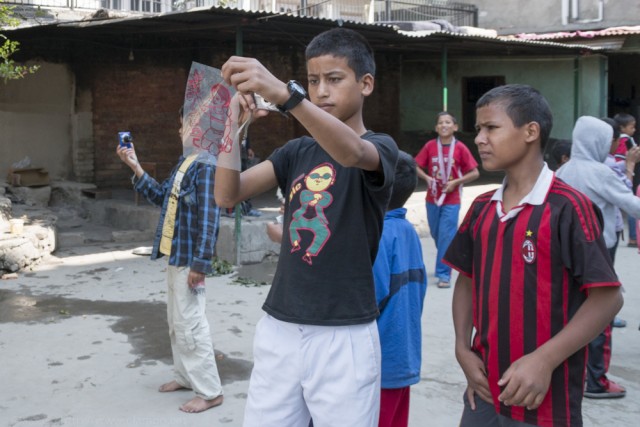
[266, 132, 398, 326]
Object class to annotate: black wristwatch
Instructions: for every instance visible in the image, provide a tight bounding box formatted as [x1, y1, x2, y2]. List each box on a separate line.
[278, 80, 307, 114]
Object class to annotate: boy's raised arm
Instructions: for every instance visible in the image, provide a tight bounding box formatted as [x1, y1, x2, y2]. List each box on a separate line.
[214, 159, 278, 209]
[221, 56, 382, 172]
[290, 100, 382, 171]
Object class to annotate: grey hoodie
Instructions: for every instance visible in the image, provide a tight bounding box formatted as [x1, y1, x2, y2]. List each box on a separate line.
[556, 116, 640, 248]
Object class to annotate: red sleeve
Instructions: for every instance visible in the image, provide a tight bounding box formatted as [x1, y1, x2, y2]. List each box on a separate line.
[560, 195, 620, 290]
[614, 138, 628, 160]
[415, 139, 435, 169]
[457, 142, 479, 174]
[443, 195, 487, 276]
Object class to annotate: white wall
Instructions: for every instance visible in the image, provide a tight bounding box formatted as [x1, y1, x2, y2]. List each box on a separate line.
[0, 62, 74, 181]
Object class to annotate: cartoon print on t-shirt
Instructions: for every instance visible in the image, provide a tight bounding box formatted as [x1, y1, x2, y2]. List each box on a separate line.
[431, 157, 457, 180]
[289, 163, 336, 265]
[430, 156, 456, 197]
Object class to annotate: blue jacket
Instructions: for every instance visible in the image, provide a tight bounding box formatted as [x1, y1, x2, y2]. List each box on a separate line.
[373, 208, 427, 389]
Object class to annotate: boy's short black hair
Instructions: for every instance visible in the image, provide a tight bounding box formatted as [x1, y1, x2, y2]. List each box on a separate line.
[601, 117, 621, 140]
[476, 84, 553, 149]
[388, 151, 417, 211]
[613, 112, 636, 128]
[305, 28, 376, 79]
[551, 139, 571, 165]
[436, 111, 457, 124]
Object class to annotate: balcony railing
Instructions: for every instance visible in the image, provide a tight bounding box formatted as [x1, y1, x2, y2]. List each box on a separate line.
[4, 0, 478, 26]
[4, 0, 172, 13]
[372, 0, 477, 26]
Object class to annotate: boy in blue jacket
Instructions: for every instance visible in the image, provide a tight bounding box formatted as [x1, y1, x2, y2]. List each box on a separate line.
[374, 151, 427, 427]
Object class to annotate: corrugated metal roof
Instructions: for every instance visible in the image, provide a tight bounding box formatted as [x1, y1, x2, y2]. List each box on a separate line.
[6, 6, 602, 58]
[504, 25, 640, 41]
[398, 28, 601, 51]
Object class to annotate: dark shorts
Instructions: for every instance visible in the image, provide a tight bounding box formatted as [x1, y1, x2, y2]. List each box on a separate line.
[459, 392, 535, 427]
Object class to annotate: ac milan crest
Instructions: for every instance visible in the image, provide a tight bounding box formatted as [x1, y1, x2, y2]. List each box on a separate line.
[522, 238, 536, 264]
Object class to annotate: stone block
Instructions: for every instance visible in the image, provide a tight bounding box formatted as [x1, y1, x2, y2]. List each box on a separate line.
[50, 180, 97, 207]
[216, 217, 280, 265]
[82, 199, 160, 232]
[0, 196, 11, 222]
[8, 186, 52, 207]
[7, 167, 50, 187]
[0, 237, 40, 272]
[56, 231, 86, 249]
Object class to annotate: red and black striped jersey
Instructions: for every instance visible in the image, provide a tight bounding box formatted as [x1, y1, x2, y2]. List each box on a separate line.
[444, 171, 620, 427]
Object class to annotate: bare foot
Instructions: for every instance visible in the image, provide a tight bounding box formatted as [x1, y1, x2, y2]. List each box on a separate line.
[179, 395, 224, 413]
[158, 380, 189, 393]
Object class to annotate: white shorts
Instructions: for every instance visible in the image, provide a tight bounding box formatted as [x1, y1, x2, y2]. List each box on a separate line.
[243, 314, 381, 427]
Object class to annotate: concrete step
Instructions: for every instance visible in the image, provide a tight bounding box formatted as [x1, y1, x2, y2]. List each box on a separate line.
[56, 227, 155, 249]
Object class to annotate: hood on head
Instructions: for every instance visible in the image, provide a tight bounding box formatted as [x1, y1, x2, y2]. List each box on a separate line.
[570, 116, 613, 163]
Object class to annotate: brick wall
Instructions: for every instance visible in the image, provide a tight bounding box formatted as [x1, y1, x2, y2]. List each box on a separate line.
[86, 44, 401, 188]
[73, 141, 95, 182]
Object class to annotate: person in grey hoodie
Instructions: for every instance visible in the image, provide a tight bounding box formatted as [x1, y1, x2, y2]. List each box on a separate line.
[556, 115, 640, 399]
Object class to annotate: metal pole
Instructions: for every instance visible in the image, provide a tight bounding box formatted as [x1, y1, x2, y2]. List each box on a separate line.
[600, 55, 608, 118]
[235, 26, 244, 265]
[442, 46, 448, 112]
[574, 56, 580, 123]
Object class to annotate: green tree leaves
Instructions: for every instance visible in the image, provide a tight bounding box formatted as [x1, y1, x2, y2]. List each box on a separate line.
[1, 1, 38, 82]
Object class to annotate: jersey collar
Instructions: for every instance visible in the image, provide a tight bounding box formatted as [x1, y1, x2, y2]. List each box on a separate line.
[491, 163, 554, 222]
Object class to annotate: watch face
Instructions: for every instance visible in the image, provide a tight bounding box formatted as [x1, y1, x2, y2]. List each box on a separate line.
[278, 80, 307, 113]
[289, 80, 306, 96]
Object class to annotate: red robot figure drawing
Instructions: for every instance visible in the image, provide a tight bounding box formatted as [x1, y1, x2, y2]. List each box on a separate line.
[185, 77, 234, 157]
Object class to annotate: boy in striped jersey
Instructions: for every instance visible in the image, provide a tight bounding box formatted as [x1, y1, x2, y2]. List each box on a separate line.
[444, 84, 623, 427]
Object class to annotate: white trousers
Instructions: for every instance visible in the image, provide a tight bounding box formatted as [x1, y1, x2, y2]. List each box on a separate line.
[243, 314, 381, 427]
[166, 265, 222, 399]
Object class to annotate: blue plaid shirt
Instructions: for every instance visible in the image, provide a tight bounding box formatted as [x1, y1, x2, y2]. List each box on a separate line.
[133, 157, 220, 274]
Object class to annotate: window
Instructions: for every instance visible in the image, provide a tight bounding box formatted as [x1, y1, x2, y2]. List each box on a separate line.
[101, 0, 122, 9]
[128, 0, 163, 12]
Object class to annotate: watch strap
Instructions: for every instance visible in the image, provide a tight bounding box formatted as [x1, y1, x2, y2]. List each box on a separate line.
[278, 81, 306, 113]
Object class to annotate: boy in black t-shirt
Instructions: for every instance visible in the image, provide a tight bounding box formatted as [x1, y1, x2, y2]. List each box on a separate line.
[216, 29, 399, 426]
[445, 85, 622, 427]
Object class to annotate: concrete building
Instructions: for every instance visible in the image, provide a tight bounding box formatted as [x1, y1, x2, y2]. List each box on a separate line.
[454, 0, 640, 135]
[459, 0, 640, 35]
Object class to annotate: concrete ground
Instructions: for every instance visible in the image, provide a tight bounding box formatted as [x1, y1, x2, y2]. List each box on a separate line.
[1, 183, 639, 427]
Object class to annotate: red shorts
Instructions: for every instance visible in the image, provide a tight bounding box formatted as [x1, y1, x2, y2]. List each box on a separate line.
[379, 387, 410, 427]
